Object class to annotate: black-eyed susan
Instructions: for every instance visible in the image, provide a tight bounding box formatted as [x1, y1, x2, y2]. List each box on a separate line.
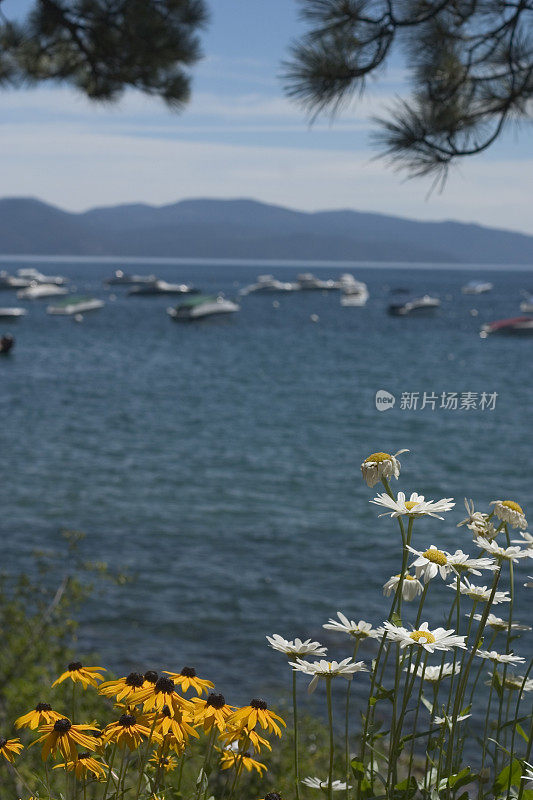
[227, 699, 285, 737]
[0, 736, 23, 762]
[102, 713, 159, 751]
[15, 702, 63, 730]
[32, 719, 98, 761]
[143, 670, 159, 688]
[149, 751, 179, 772]
[52, 662, 105, 689]
[163, 667, 214, 696]
[53, 752, 108, 780]
[153, 704, 198, 746]
[190, 692, 235, 733]
[219, 748, 267, 776]
[99, 671, 146, 703]
[140, 676, 192, 716]
[221, 727, 272, 753]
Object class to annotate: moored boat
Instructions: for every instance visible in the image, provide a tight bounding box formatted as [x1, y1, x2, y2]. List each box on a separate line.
[462, 280, 493, 294]
[480, 316, 533, 336]
[47, 296, 104, 315]
[105, 269, 157, 286]
[17, 284, 69, 300]
[339, 275, 369, 307]
[388, 295, 440, 316]
[129, 280, 199, 296]
[0, 307, 27, 319]
[239, 275, 299, 296]
[17, 268, 67, 285]
[167, 295, 240, 321]
[297, 273, 338, 291]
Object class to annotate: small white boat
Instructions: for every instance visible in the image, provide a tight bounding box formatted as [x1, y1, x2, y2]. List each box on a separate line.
[105, 269, 157, 286]
[297, 273, 338, 291]
[17, 283, 69, 300]
[462, 280, 493, 295]
[388, 295, 440, 316]
[129, 280, 199, 296]
[339, 275, 369, 307]
[239, 274, 299, 296]
[47, 296, 104, 315]
[520, 294, 533, 313]
[17, 268, 67, 285]
[0, 307, 27, 319]
[167, 295, 240, 321]
[0, 271, 32, 289]
[481, 316, 533, 337]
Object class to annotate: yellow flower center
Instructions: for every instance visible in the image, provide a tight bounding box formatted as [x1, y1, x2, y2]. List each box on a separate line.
[501, 501, 523, 514]
[422, 548, 447, 565]
[410, 630, 436, 644]
[394, 573, 415, 581]
[404, 501, 419, 511]
[364, 452, 391, 463]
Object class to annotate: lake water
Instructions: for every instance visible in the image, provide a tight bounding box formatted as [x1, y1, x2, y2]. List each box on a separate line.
[1, 257, 532, 704]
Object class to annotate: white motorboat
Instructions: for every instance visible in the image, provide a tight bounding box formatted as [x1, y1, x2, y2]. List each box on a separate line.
[0, 307, 27, 319]
[0, 271, 32, 289]
[239, 274, 299, 296]
[481, 316, 533, 336]
[339, 274, 369, 307]
[17, 268, 67, 285]
[388, 295, 441, 316]
[47, 296, 104, 315]
[17, 283, 69, 300]
[297, 272, 338, 290]
[128, 280, 199, 296]
[167, 295, 240, 321]
[462, 280, 493, 295]
[105, 269, 157, 286]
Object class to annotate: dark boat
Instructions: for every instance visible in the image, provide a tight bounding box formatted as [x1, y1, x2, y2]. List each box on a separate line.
[388, 295, 440, 316]
[0, 334, 14, 354]
[481, 316, 533, 336]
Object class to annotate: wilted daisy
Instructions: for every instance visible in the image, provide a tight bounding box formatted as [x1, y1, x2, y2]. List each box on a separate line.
[360, 450, 408, 488]
[15, 702, 62, 730]
[163, 667, 214, 696]
[52, 662, 105, 689]
[0, 736, 23, 763]
[322, 614, 379, 640]
[383, 572, 423, 601]
[408, 545, 453, 582]
[472, 613, 531, 632]
[302, 777, 350, 790]
[290, 658, 367, 693]
[434, 713, 471, 728]
[371, 492, 454, 520]
[491, 500, 527, 530]
[474, 538, 531, 563]
[266, 634, 327, 658]
[458, 500, 498, 540]
[475, 650, 525, 665]
[227, 699, 286, 736]
[381, 621, 466, 653]
[53, 753, 107, 780]
[499, 673, 533, 692]
[407, 663, 460, 682]
[452, 579, 511, 604]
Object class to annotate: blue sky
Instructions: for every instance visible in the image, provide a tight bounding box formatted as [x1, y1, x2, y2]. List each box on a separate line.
[2, 0, 533, 233]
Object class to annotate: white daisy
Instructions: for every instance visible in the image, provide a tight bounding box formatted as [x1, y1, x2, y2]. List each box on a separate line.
[407, 663, 460, 682]
[458, 499, 498, 540]
[383, 573, 423, 601]
[512, 531, 533, 547]
[475, 650, 525, 664]
[491, 500, 527, 530]
[521, 764, 533, 786]
[434, 713, 471, 728]
[302, 777, 351, 791]
[408, 545, 453, 582]
[290, 657, 367, 694]
[322, 613, 380, 640]
[489, 672, 533, 692]
[446, 550, 497, 576]
[266, 635, 327, 658]
[371, 491, 454, 520]
[381, 621, 466, 653]
[452, 579, 511, 604]
[474, 538, 531, 563]
[472, 613, 531, 632]
[360, 450, 408, 488]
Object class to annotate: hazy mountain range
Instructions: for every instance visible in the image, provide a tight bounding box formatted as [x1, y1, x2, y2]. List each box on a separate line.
[1, 196, 533, 265]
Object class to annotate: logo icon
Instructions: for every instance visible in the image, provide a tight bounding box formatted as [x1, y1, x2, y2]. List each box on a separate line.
[375, 390, 395, 411]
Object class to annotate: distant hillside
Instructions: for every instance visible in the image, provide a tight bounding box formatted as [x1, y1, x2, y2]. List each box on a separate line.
[1, 196, 533, 264]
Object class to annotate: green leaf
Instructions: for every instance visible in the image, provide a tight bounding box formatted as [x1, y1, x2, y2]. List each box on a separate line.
[393, 775, 417, 800]
[391, 612, 402, 627]
[516, 722, 529, 743]
[493, 758, 522, 793]
[449, 767, 475, 790]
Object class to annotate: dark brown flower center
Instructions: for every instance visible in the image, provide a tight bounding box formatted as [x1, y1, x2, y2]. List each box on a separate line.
[0, 738, 7, 748]
[161, 757, 170, 765]
[68, 661, 82, 671]
[118, 714, 136, 728]
[125, 672, 144, 687]
[250, 698, 267, 710]
[155, 676, 174, 694]
[144, 670, 158, 683]
[54, 719, 72, 733]
[206, 693, 225, 709]
[78, 753, 91, 760]
[180, 666, 196, 677]
[35, 702, 52, 712]
[265, 794, 283, 800]
[162, 704, 172, 718]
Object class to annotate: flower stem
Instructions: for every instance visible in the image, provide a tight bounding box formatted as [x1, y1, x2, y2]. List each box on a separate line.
[327, 677, 334, 800]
